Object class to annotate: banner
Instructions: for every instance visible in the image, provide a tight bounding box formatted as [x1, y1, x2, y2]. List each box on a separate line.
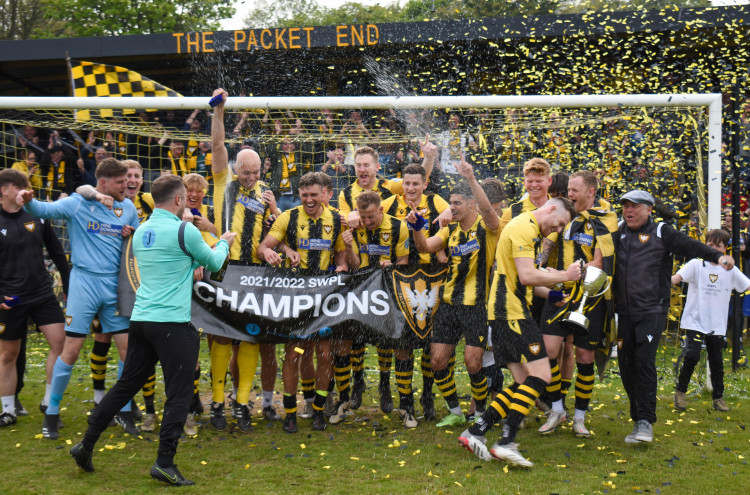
[118, 238, 448, 345]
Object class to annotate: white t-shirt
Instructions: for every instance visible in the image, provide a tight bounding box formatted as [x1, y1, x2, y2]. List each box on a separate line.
[677, 258, 750, 336]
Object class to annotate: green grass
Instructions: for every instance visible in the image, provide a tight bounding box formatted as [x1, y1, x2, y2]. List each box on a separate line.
[4, 333, 750, 494]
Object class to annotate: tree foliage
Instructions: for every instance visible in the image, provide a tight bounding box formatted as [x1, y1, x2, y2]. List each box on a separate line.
[0, 0, 59, 40]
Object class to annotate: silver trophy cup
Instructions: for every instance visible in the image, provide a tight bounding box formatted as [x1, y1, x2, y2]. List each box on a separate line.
[563, 264, 611, 330]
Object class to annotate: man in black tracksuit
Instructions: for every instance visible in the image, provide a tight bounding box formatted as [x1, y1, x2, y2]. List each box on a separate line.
[614, 190, 734, 444]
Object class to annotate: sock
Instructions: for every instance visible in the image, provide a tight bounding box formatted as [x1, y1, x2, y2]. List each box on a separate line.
[42, 383, 51, 407]
[262, 390, 273, 408]
[469, 384, 518, 436]
[90, 340, 110, 401]
[469, 369, 488, 412]
[116, 360, 131, 412]
[313, 390, 327, 412]
[1, 395, 14, 416]
[301, 377, 316, 402]
[501, 376, 546, 445]
[210, 342, 232, 403]
[327, 378, 335, 393]
[574, 362, 595, 413]
[350, 343, 366, 389]
[574, 408, 586, 421]
[237, 342, 260, 406]
[48, 357, 74, 415]
[420, 350, 434, 396]
[546, 358, 562, 404]
[377, 347, 393, 374]
[395, 358, 414, 411]
[560, 378, 572, 409]
[334, 354, 352, 402]
[433, 367, 460, 411]
[142, 372, 156, 414]
[283, 393, 297, 416]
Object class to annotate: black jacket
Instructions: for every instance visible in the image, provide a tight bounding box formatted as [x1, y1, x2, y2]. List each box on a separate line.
[614, 217, 722, 316]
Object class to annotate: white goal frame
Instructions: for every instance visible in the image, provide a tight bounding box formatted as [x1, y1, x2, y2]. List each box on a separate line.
[0, 94, 723, 228]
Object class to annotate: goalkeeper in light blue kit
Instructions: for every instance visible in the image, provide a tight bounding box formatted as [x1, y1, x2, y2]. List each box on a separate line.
[17, 158, 140, 439]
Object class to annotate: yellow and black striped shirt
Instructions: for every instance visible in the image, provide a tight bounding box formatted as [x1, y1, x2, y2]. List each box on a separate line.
[268, 206, 345, 271]
[338, 179, 404, 218]
[353, 213, 409, 268]
[382, 193, 449, 265]
[213, 168, 273, 263]
[489, 212, 542, 321]
[437, 215, 500, 306]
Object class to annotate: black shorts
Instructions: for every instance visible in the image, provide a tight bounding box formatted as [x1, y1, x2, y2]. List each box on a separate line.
[492, 318, 548, 364]
[541, 299, 606, 351]
[0, 294, 64, 341]
[432, 302, 488, 349]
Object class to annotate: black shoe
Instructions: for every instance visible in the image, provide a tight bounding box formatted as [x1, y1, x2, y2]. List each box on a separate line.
[39, 403, 65, 428]
[42, 413, 59, 439]
[130, 400, 142, 421]
[14, 396, 28, 416]
[237, 404, 253, 432]
[70, 442, 95, 472]
[350, 382, 365, 410]
[115, 411, 140, 436]
[420, 393, 436, 421]
[190, 394, 204, 416]
[379, 382, 393, 414]
[0, 411, 17, 427]
[150, 463, 194, 486]
[312, 410, 327, 431]
[210, 402, 226, 430]
[282, 414, 298, 433]
[263, 405, 281, 421]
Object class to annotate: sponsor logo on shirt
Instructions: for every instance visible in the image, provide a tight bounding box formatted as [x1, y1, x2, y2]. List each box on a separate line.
[236, 193, 266, 214]
[361, 244, 391, 256]
[1, 229, 6, 236]
[86, 221, 123, 237]
[449, 238, 480, 257]
[299, 238, 333, 251]
[572, 232, 594, 247]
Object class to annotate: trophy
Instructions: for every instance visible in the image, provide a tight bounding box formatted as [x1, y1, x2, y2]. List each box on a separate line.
[563, 262, 610, 330]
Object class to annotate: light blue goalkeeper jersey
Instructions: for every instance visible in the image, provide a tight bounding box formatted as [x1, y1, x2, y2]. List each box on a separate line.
[24, 194, 139, 275]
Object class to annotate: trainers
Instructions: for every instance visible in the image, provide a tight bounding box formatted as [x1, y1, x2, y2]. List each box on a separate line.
[489, 442, 533, 467]
[713, 398, 730, 412]
[70, 442, 95, 472]
[379, 386, 393, 414]
[312, 410, 327, 431]
[633, 420, 653, 442]
[436, 412, 467, 428]
[324, 393, 336, 417]
[184, 413, 197, 436]
[42, 413, 59, 439]
[0, 411, 17, 427]
[282, 414, 298, 433]
[262, 405, 281, 421]
[458, 429, 493, 461]
[466, 409, 485, 423]
[420, 393, 436, 421]
[15, 396, 28, 416]
[142, 413, 157, 433]
[674, 390, 687, 410]
[190, 394, 204, 416]
[231, 399, 242, 419]
[299, 401, 314, 419]
[237, 404, 252, 432]
[350, 382, 365, 410]
[398, 409, 418, 429]
[115, 411, 140, 436]
[210, 402, 226, 430]
[572, 418, 590, 437]
[624, 421, 641, 444]
[130, 400, 142, 421]
[328, 400, 350, 425]
[538, 410, 568, 435]
[150, 463, 194, 486]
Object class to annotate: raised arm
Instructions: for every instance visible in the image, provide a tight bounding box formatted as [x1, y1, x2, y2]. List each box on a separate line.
[455, 155, 499, 232]
[211, 88, 229, 177]
[420, 133, 438, 182]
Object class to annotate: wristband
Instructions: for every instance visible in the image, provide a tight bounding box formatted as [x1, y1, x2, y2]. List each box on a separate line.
[548, 290, 564, 304]
[408, 211, 427, 231]
[208, 94, 224, 108]
[190, 208, 202, 217]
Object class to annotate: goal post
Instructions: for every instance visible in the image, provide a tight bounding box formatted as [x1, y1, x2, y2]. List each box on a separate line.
[0, 93, 723, 228]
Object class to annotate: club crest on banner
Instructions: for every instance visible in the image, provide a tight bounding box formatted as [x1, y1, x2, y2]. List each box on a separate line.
[391, 267, 447, 339]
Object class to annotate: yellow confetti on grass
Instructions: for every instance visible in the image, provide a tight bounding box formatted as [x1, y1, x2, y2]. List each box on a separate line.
[300, 444, 306, 449]
[15, 443, 21, 448]
[201, 461, 207, 465]
[350, 457, 359, 460]
[322, 466, 330, 469]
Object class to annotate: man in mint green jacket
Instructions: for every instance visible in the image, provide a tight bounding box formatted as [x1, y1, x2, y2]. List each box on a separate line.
[70, 175, 235, 486]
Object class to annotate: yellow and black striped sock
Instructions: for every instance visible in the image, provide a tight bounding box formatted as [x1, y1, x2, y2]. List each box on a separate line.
[350, 343, 366, 388]
[90, 340, 110, 397]
[301, 377, 316, 402]
[377, 347, 393, 392]
[546, 358, 562, 402]
[283, 393, 297, 416]
[395, 358, 414, 411]
[313, 390, 327, 412]
[420, 350, 434, 395]
[502, 376, 546, 444]
[560, 377, 572, 408]
[468, 383, 519, 436]
[334, 354, 351, 402]
[433, 367, 459, 409]
[574, 362, 595, 413]
[142, 373, 156, 414]
[469, 370, 488, 411]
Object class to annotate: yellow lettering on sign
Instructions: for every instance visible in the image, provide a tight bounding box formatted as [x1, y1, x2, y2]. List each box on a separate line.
[234, 30, 246, 51]
[275, 28, 288, 49]
[202, 32, 214, 53]
[288, 27, 301, 49]
[351, 24, 364, 46]
[336, 25, 348, 47]
[247, 30, 258, 49]
[173, 33, 184, 54]
[260, 29, 272, 49]
[303, 27, 314, 48]
[367, 24, 379, 45]
[186, 32, 200, 53]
